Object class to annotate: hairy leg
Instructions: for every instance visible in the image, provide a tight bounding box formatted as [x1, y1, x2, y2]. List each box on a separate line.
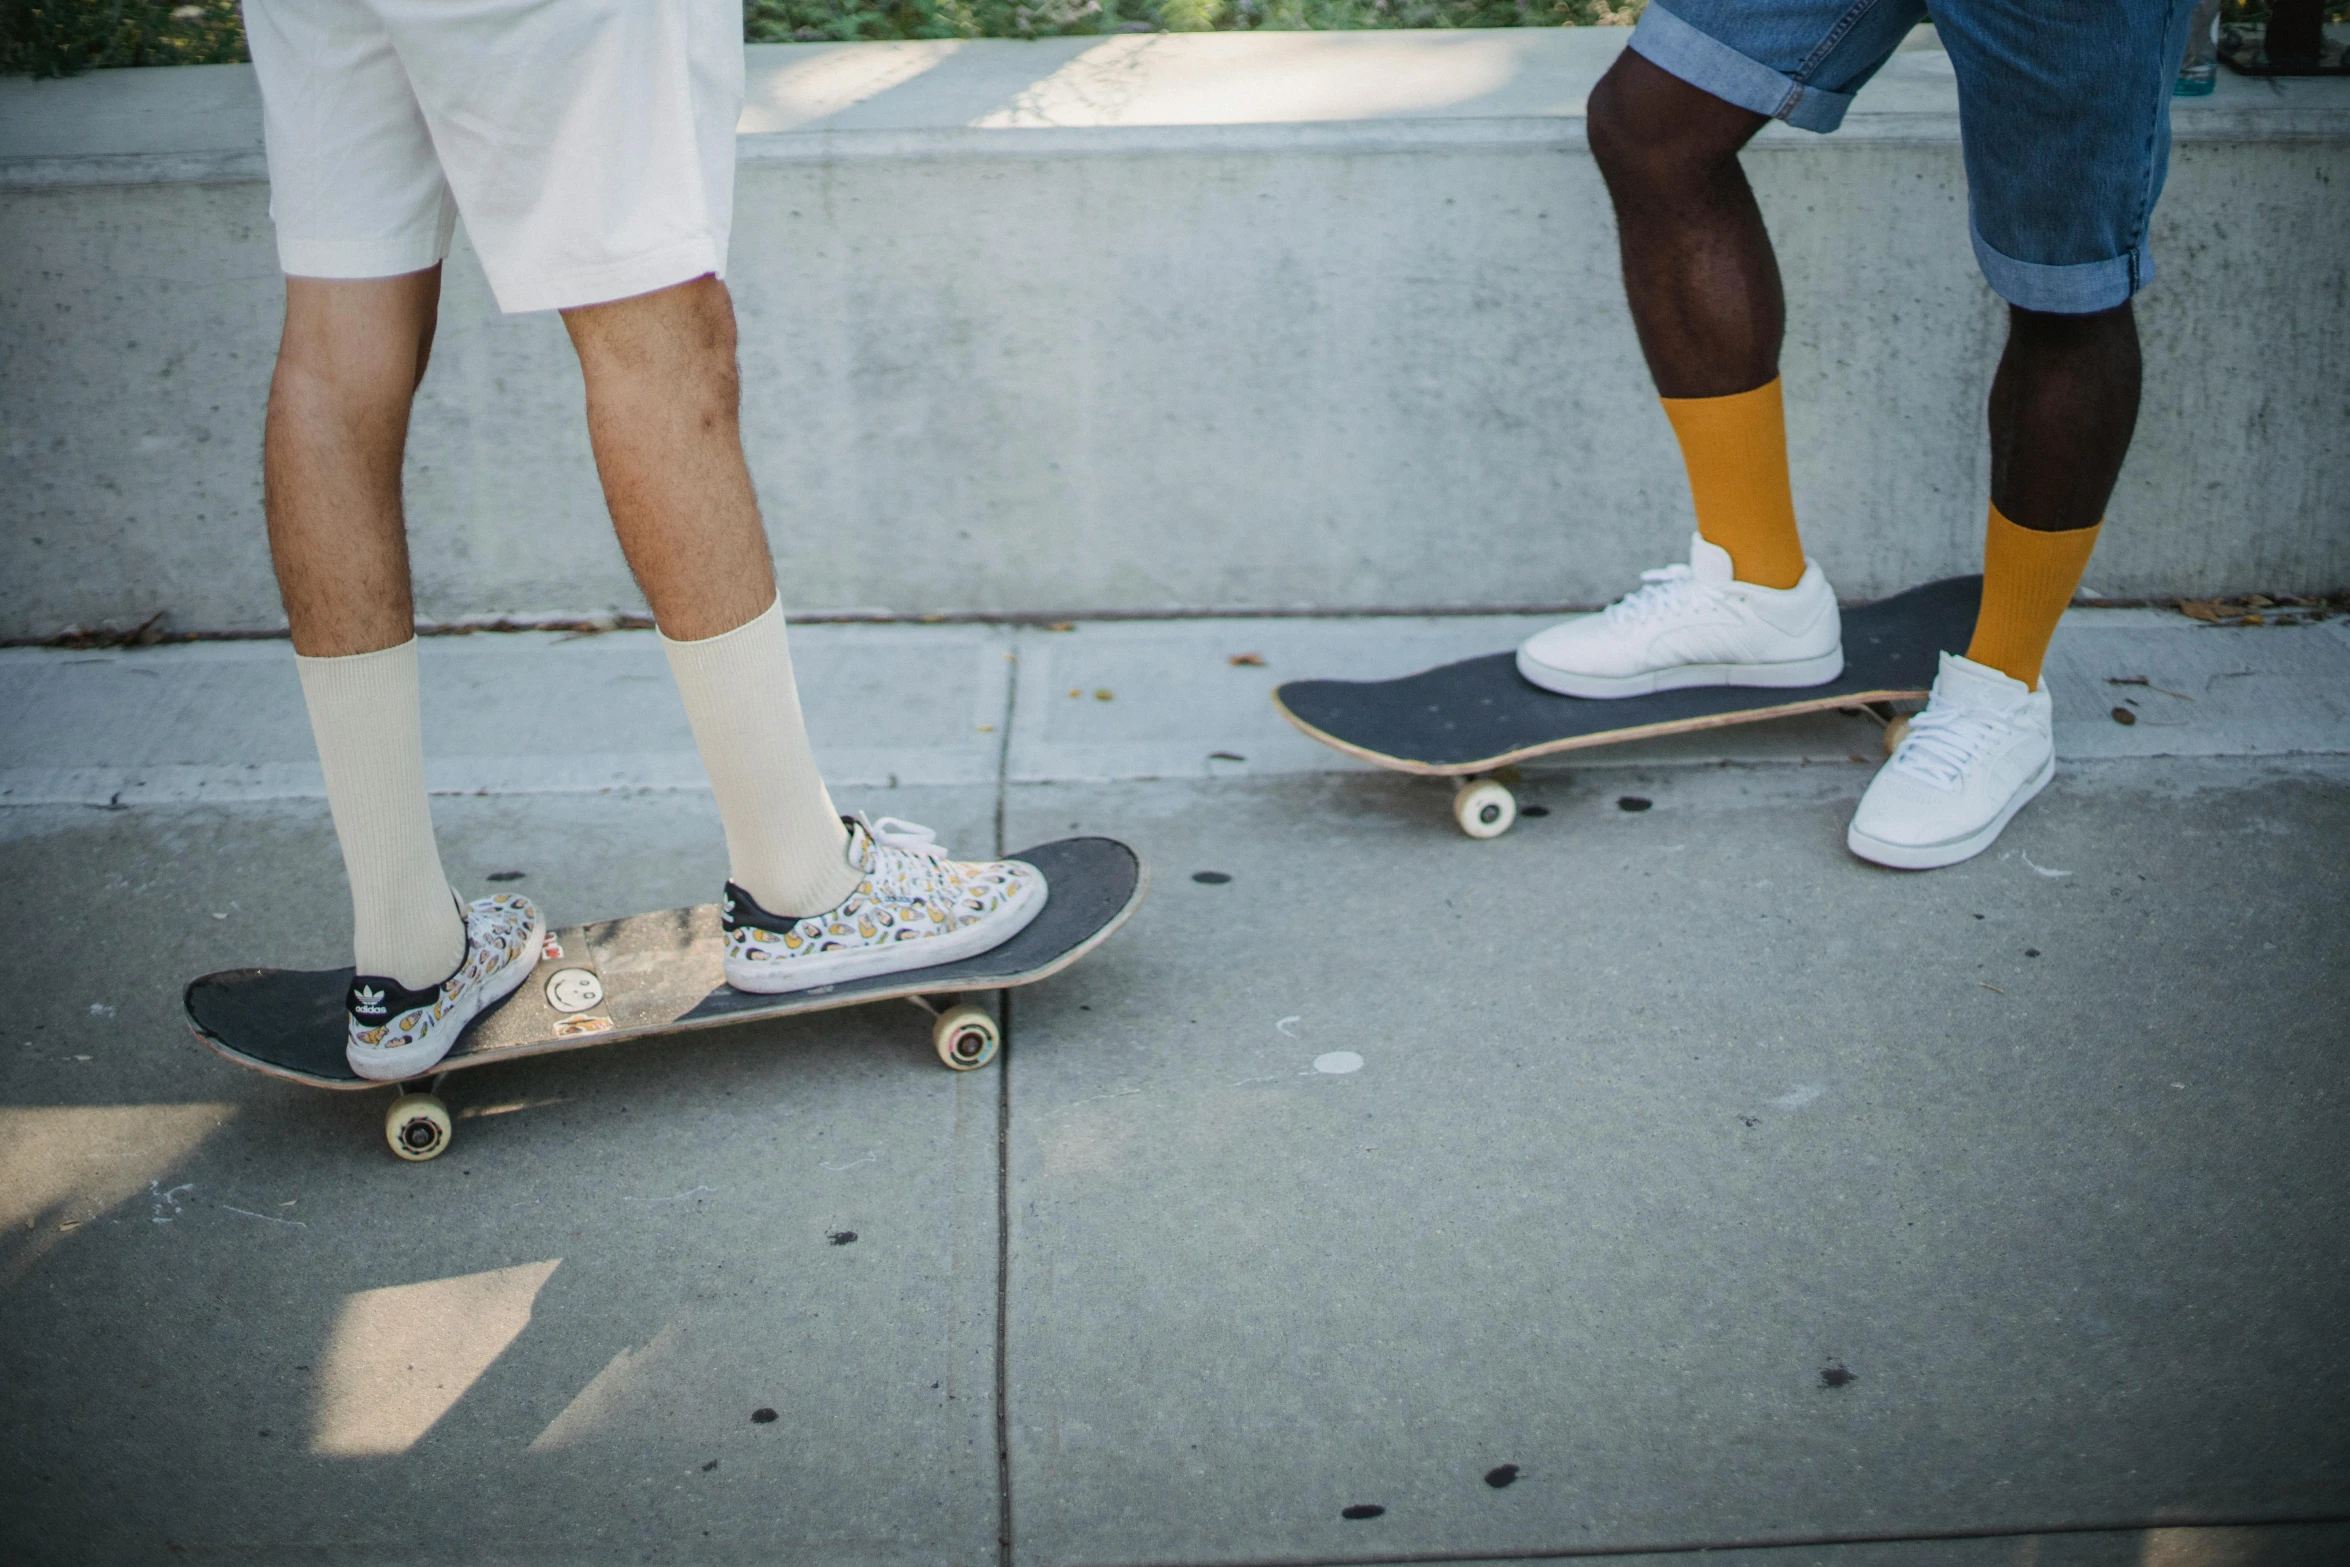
[1987, 303, 2142, 531]
[1588, 49, 1780, 399]
[565, 274, 858, 915]
[561, 275, 777, 640]
[265, 268, 442, 656]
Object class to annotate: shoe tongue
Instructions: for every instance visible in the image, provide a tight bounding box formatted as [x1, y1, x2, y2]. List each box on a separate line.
[1934, 650, 2031, 710]
[1688, 533, 1734, 587]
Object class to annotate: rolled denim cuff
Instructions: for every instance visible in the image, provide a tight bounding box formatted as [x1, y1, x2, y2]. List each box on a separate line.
[1969, 216, 2152, 314]
[1627, 2, 1856, 134]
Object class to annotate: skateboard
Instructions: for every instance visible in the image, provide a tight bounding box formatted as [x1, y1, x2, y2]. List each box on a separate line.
[185, 837, 1146, 1161]
[1272, 576, 1980, 838]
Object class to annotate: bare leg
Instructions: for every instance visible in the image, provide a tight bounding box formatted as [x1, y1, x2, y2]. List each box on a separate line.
[563, 275, 859, 917]
[265, 268, 442, 656]
[1988, 303, 2142, 532]
[561, 275, 777, 639]
[1587, 50, 1779, 399]
[265, 267, 465, 991]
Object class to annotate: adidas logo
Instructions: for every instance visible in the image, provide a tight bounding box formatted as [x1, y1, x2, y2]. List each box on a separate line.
[352, 984, 387, 1018]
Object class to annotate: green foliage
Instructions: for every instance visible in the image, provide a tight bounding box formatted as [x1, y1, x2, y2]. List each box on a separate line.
[16, 0, 2350, 75]
[736, 0, 1643, 46]
[0, 0, 246, 78]
[0, 0, 1644, 75]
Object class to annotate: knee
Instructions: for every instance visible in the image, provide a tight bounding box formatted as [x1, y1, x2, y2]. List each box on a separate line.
[1587, 55, 1754, 192]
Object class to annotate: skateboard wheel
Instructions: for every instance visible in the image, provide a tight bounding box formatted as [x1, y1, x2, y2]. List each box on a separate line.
[1452, 778, 1516, 839]
[385, 1093, 452, 1162]
[932, 1003, 1001, 1072]
[1882, 715, 1912, 757]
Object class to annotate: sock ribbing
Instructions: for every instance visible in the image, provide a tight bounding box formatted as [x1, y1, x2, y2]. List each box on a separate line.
[1658, 377, 1808, 591]
[661, 596, 861, 918]
[1964, 502, 2101, 691]
[295, 639, 464, 989]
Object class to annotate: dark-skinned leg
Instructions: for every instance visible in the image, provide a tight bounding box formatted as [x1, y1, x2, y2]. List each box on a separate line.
[1586, 50, 1808, 590]
[1987, 302, 2141, 532]
[1963, 301, 2140, 690]
[1588, 49, 1778, 399]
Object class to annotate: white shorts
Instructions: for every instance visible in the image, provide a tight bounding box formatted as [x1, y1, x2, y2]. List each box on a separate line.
[243, 0, 743, 314]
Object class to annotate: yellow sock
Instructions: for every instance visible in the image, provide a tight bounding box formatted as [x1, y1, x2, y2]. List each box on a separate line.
[1658, 377, 1807, 591]
[1964, 503, 2101, 691]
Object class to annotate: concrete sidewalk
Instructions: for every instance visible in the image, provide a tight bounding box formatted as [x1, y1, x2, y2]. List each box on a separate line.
[4, 610, 2347, 1565]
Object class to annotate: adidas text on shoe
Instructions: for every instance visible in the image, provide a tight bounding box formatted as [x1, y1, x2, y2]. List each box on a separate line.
[1516, 533, 1843, 698]
[346, 892, 542, 1081]
[721, 816, 1044, 995]
[1847, 652, 2055, 870]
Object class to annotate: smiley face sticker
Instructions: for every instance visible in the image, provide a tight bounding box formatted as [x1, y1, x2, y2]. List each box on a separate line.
[544, 967, 605, 1014]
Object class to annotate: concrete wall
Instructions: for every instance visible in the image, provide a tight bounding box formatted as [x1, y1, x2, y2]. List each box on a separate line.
[2, 33, 2345, 638]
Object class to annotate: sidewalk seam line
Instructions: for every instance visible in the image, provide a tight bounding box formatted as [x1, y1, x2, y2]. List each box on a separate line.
[995, 639, 1018, 1567]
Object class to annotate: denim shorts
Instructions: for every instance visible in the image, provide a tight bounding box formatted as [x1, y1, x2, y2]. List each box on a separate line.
[1627, 0, 2199, 314]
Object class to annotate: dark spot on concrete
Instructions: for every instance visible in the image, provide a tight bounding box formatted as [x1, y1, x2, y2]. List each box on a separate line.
[1484, 1464, 1520, 1488]
[1617, 796, 1652, 812]
[1738, 1115, 1759, 1128]
[2024, 948, 2040, 958]
[1820, 1361, 1857, 1389]
[1972, 913, 1985, 919]
[1192, 871, 1232, 884]
[751, 1407, 779, 1423]
[2110, 706, 2137, 726]
[257, 1430, 271, 1438]
[1521, 805, 1550, 818]
[828, 1230, 857, 1245]
[1341, 1504, 1386, 1520]
[1209, 751, 1245, 762]
[487, 870, 526, 882]
[701, 1459, 719, 1471]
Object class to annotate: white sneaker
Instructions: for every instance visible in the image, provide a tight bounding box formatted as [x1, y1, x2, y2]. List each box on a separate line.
[346, 893, 543, 1081]
[721, 816, 1045, 994]
[1516, 533, 1843, 698]
[1847, 652, 2054, 870]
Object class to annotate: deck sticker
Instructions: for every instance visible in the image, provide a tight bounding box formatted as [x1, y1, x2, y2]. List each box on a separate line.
[552, 1013, 614, 1038]
[544, 968, 605, 1014]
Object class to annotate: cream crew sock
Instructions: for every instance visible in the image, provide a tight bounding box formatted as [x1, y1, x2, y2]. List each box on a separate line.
[661, 595, 863, 917]
[295, 639, 465, 989]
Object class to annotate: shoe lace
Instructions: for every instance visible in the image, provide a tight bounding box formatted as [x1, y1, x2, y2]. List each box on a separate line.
[1601, 563, 1714, 628]
[869, 816, 948, 862]
[1885, 705, 2007, 791]
[865, 816, 957, 904]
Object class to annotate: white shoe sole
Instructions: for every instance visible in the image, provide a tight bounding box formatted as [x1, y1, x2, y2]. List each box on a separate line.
[1846, 754, 2055, 871]
[723, 864, 1047, 995]
[346, 904, 545, 1082]
[1517, 645, 1844, 699]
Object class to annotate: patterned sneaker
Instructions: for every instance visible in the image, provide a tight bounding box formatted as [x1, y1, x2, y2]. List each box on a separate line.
[1847, 652, 2055, 870]
[1516, 533, 1843, 698]
[722, 816, 1045, 994]
[345, 893, 543, 1081]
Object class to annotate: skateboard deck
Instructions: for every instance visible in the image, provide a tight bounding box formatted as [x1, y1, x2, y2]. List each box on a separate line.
[1271, 577, 1979, 836]
[1275, 576, 1979, 774]
[186, 837, 1145, 1097]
